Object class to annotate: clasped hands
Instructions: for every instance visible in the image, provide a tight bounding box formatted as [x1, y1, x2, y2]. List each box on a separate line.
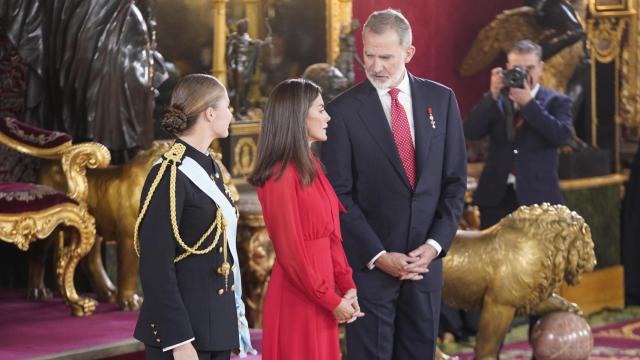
[333, 288, 365, 324]
[375, 244, 438, 281]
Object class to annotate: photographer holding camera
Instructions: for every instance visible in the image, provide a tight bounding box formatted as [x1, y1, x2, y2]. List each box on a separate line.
[464, 39, 572, 228]
[449, 39, 573, 345]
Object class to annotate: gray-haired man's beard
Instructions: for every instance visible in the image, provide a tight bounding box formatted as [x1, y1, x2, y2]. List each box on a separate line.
[366, 69, 404, 90]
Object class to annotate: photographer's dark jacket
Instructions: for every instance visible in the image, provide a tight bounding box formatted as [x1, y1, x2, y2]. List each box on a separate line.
[464, 86, 572, 207]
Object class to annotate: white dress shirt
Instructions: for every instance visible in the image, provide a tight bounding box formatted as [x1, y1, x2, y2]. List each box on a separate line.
[163, 338, 195, 352]
[376, 70, 416, 145]
[367, 70, 442, 270]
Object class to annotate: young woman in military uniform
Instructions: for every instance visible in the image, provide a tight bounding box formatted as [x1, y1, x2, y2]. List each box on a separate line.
[133, 74, 255, 360]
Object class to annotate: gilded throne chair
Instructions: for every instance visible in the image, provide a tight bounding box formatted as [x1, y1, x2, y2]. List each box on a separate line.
[0, 116, 110, 316]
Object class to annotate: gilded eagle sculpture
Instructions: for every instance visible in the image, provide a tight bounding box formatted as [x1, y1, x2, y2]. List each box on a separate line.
[459, 6, 584, 95]
[442, 203, 597, 360]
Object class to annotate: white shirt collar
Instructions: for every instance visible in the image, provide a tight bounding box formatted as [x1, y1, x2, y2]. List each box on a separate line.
[531, 83, 541, 98]
[376, 69, 411, 97]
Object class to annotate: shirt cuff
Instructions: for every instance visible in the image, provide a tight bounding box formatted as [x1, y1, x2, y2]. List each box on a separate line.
[367, 250, 387, 270]
[425, 239, 442, 256]
[163, 338, 195, 352]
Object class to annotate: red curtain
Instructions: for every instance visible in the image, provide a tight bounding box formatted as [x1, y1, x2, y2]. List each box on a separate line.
[353, 0, 522, 117]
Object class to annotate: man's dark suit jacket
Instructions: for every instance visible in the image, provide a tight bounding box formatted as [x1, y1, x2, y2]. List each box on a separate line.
[464, 86, 572, 207]
[321, 74, 467, 295]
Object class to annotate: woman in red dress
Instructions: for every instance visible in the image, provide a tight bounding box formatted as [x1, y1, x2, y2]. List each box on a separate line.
[249, 79, 364, 359]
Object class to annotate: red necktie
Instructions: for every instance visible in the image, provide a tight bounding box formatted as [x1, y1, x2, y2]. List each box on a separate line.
[388, 88, 416, 190]
[514, 111, 525, 137]
[512, 111, 524, 176]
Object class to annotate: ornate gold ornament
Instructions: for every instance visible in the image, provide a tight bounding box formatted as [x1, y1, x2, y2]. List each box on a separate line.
[587, 16, 627, 63]
[232, 137, 258, 177]
[585, 0, 638, 165]
[619, 0, 639, 128]
[1, 122, 109, 316]
[326, 0, 353, 64]
[237, 201, 274, 328]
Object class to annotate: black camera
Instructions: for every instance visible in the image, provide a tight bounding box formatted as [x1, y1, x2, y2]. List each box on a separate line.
[502, 66, 529, 88]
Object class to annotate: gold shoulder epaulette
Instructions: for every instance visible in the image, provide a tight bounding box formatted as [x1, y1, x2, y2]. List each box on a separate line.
[134, 140, 226, 264]
[164, 142, 186, 164]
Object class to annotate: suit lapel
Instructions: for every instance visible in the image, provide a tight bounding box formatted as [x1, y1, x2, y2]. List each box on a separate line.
[410, 74, 433, 190]
[356, 80, 411, 189]
[535, 86, 549, 105]
[517, 86, 548, 140]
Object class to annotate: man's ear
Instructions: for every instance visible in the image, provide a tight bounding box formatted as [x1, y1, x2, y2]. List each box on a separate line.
[405, 45, 416, 63]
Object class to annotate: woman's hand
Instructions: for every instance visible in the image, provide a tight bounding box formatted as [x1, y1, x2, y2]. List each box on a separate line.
[343, 289, 365, 323]
[172, 342, 198, 360]
[333, 297, 356, 322]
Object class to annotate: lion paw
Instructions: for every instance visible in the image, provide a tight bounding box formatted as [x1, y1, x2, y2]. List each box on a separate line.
[118, 293, 143, 311]
[71, 297, 97, 316]
[26, 287, 53, 301]
[566, 302, 583, 315]
[95, 286, 117, 303]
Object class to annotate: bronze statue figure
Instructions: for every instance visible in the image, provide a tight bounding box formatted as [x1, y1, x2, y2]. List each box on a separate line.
[301, 63, 348, 103]
[334, 19, 365, 86]
[526, 0, 591, 140]
[0, 0, 167, 161]
[226, 18, 272, 118]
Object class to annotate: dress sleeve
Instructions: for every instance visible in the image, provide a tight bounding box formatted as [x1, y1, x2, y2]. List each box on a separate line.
[330, 234, 356, 294]
[138, 165, 194, 347]
[259, 167, 342, 312]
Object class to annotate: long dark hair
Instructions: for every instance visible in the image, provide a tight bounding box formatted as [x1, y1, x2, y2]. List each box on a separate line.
[248, 78, 322, 187]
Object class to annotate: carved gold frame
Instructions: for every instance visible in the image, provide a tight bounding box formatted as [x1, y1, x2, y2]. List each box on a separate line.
[0, 205, 98, 316]
[586, 0, 638, 171]
[593, 0, 628, 11]
[0, 129, 110, 316]
[326, 0, 354, 64]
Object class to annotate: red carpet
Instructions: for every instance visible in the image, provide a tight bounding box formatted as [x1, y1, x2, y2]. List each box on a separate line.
[0, 289, 262, 359]
[455, 318, 640, 359]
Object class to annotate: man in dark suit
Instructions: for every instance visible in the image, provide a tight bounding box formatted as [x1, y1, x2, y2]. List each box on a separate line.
[321, 9, 467, 360]
[464, 39, 573, 229]
[463, 40, 573, 342]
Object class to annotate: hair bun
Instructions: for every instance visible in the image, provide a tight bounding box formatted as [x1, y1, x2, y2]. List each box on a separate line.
[161, 104, 189, 135]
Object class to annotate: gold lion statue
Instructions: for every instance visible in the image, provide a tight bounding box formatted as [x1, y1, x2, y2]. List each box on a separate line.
[441, 203, 596, 360]
[35, 140, 238, 310]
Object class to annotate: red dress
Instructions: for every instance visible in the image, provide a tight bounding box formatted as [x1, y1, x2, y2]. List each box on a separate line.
[257, 160, 356, 360]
